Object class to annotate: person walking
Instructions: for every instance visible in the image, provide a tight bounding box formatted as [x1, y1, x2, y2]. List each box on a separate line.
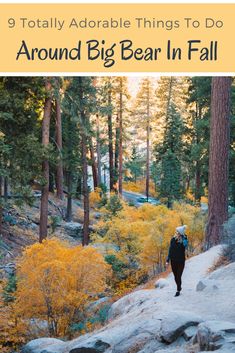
[166, 225, 188, 297]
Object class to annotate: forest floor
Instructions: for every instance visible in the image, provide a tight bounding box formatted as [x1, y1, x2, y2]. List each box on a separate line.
[0, 192, 97, 269]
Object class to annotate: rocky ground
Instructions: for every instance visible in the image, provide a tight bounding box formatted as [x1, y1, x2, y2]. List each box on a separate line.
[0, 192, 101, 277]
[22, 245, 235, 353]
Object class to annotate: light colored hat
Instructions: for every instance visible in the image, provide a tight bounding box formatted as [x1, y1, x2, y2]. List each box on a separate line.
[176, 225, 187, 235]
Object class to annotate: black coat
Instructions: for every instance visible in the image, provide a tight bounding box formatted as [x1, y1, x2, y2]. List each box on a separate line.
[167, 235, 188, 263]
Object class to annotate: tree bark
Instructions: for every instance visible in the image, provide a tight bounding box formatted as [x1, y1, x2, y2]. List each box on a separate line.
[195, 162, 201, 204]
[118, 78, 123, 196]
[55, 90, 64, 200]
[66, 171, 72, 222]
[206, 77, 232, 248]
[194, 103, 202, 204]
[4, 177, 8, 202]
[78, 77, 90, 246]
[39, 79, 52, 243]
[89, 134, 98, 189]
[146, 81, 150, 201]
[0, 176, 3, 234]
[96, 113, 102, 186]
[114, 113, 119, 189]
[108, 88, 114, 191]
[82, 134, 89, 246]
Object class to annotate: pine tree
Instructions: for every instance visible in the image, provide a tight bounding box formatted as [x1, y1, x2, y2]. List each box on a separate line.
[156, 103, 184, 207]
[186, 77, 211, 203]
[39, 79, 53, 242]
[206, 77, 232, 247]
[55, 77, 64, 200]
[63, 77, 96, 245]
[125, 146, 144, 182]
[133, 78, 156, 200]
[112, 77, 130, 195]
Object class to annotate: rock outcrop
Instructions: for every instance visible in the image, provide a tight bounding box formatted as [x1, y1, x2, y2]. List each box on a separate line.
[21, 245, 235, 353]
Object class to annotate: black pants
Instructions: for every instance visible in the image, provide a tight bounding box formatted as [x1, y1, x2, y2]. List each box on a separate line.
[171, 261, 185, 291]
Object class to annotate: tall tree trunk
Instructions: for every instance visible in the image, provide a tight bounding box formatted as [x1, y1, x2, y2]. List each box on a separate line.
[118, 78, 123, 196]
[195, 162, 201, 204]
[0, 176, 3, 234]
[66, 171, 72, 222]
[114, 113, 119, 189]
[82, 134, 89, 245]
[146, 81, 150, 201]
[89, 134, 98, 189]
[39, 80, 52, 243]
[55, 90, 64, 200]
[49, 170, 55, 193]
[195, 103, 201, 204]
[76, 175, 82, 199]
[78, 77, 90, 246]
[4, 176, 8, 202]
[96, 113, 102, 186]
[206, 77, 232, 248]
[166, 77, 173, 118]
[108, 88, 114, 191]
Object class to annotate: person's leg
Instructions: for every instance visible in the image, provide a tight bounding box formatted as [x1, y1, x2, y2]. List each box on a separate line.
[171, 261, 178, 288]
[176, 262, 185, 292]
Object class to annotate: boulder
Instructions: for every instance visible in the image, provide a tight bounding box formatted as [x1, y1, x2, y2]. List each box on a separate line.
[64, 222, 83, 238]
[196, 279, 219, 292]
[108, 290, 154, 320]
[137, 339, 164, 353]
[196, 320, 235, 351]
[183, 326, 198, 341]
[208, 262, 235, 281]
[22, 338, 65, 353]
[158, 311, 202, 343]
[112, 332, 152, 353]
[155, 278, 169, 289]
[69, 339, 110, 353]
[87, 297, 110, 313]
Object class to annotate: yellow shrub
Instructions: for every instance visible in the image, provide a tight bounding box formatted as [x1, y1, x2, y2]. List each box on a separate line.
[93, 202, 206, 279]
[89, 188, 102, 208]
[123, 179, 158, 197]
[14, 239, 110, 337]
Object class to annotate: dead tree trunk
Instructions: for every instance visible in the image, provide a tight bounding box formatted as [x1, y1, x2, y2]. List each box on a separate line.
[39, 79, 52, 243]
[206, 77, 232, 248]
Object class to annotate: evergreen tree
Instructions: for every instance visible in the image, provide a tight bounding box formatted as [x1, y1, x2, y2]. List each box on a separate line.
[186, 77, 211, 203]
[62, 77, 96, 245]
[206, 77, 232, 247]
[112, 77, 130, 194]
[156, 103, 184, 207]
[133, 78, 156, 200]
[125, 146, 144, 182]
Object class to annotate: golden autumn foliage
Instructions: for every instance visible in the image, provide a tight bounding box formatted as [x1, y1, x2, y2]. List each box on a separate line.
[123, 180, 158, 198]
[0, 284, 26, 351]
[11, 239, 110, 338]
[93, 202, 206, 280]
[89, 187, 102, 208]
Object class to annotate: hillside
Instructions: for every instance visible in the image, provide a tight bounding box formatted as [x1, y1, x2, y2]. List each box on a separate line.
[22, 245, 235, 353]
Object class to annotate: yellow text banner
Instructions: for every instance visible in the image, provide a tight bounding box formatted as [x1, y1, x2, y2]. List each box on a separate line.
[0, 3, 234, 72]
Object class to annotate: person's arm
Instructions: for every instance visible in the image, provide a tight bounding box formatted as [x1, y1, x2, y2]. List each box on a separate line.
[166, 238, 173, 263]
[182, 235, 188, 248]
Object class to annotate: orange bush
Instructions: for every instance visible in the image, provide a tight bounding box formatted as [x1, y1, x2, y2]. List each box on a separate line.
[14, 239, 111, 337]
